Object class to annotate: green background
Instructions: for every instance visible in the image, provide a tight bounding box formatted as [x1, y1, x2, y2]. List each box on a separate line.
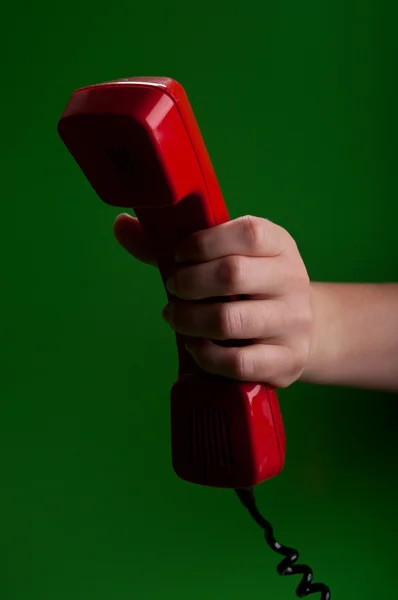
[1, 1, 398, 598]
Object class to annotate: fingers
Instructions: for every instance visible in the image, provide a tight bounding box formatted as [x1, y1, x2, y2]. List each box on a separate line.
[163, 299, 291, 340]
[175, 215, 292, 263]
[166, 255, 292, 300]
[113, 213, 157, 266]
[184, 339, 303, 388]
[113, 213, 294, 274]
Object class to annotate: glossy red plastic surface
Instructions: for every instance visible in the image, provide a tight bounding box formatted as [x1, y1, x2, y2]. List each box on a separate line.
[57, 76, 286, 488]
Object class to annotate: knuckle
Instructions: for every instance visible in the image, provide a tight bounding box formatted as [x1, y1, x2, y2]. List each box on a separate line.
[172, 271, 183, 295]
[172, 268, 193, 298]
[241, 215, 265, 251]
[283, 228, 297, 248]
[279, 224, 299, 249]
[295, 269, 311, 287]
[216, 304, 244, 338]
[218, 256, 244, 289]
[267, 345, 308, 389]
[190, 230, 208, 258]
[277, 349, 307, 388]
[273, 374, 293, 389]
[291, 352, 306, 377]
[231, 349, 254, 380]
[283, 260, 310, 287]
[274, 370, 296, 389]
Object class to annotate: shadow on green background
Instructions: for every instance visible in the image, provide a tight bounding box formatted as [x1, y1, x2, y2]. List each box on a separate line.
[1, 1, 397, 599]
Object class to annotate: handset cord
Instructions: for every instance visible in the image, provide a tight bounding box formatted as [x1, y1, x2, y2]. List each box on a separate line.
[235, 488, 331, 599]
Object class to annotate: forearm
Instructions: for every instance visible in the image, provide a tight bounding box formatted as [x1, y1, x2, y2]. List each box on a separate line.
[300, 282, 398, 392]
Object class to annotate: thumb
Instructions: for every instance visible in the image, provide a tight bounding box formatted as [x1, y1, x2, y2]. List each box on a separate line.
[113, 213, 157, 266]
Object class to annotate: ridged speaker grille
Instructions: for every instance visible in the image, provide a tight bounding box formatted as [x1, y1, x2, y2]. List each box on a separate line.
[105, 147, 135, 175]
[189, 407, 234, 467]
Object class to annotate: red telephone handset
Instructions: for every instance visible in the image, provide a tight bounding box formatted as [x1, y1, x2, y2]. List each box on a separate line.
[57, 77, 286, 489]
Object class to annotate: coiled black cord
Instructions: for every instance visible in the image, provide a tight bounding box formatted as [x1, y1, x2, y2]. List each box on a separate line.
[235, 488, 331, 599]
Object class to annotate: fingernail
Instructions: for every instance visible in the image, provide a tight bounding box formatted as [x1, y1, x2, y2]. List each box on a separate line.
[166, 277, 176, 295]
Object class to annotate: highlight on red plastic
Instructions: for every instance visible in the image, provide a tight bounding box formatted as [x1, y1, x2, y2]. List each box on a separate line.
[57, 76, 286, 488]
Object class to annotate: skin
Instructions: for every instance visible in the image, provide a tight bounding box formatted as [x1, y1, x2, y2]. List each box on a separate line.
[113, 213, 398, 393]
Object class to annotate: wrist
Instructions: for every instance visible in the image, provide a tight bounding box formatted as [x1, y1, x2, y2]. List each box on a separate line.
[299, 282, 337, 384]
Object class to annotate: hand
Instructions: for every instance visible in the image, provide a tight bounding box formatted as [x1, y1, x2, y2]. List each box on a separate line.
[114, 214, 313, 388]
